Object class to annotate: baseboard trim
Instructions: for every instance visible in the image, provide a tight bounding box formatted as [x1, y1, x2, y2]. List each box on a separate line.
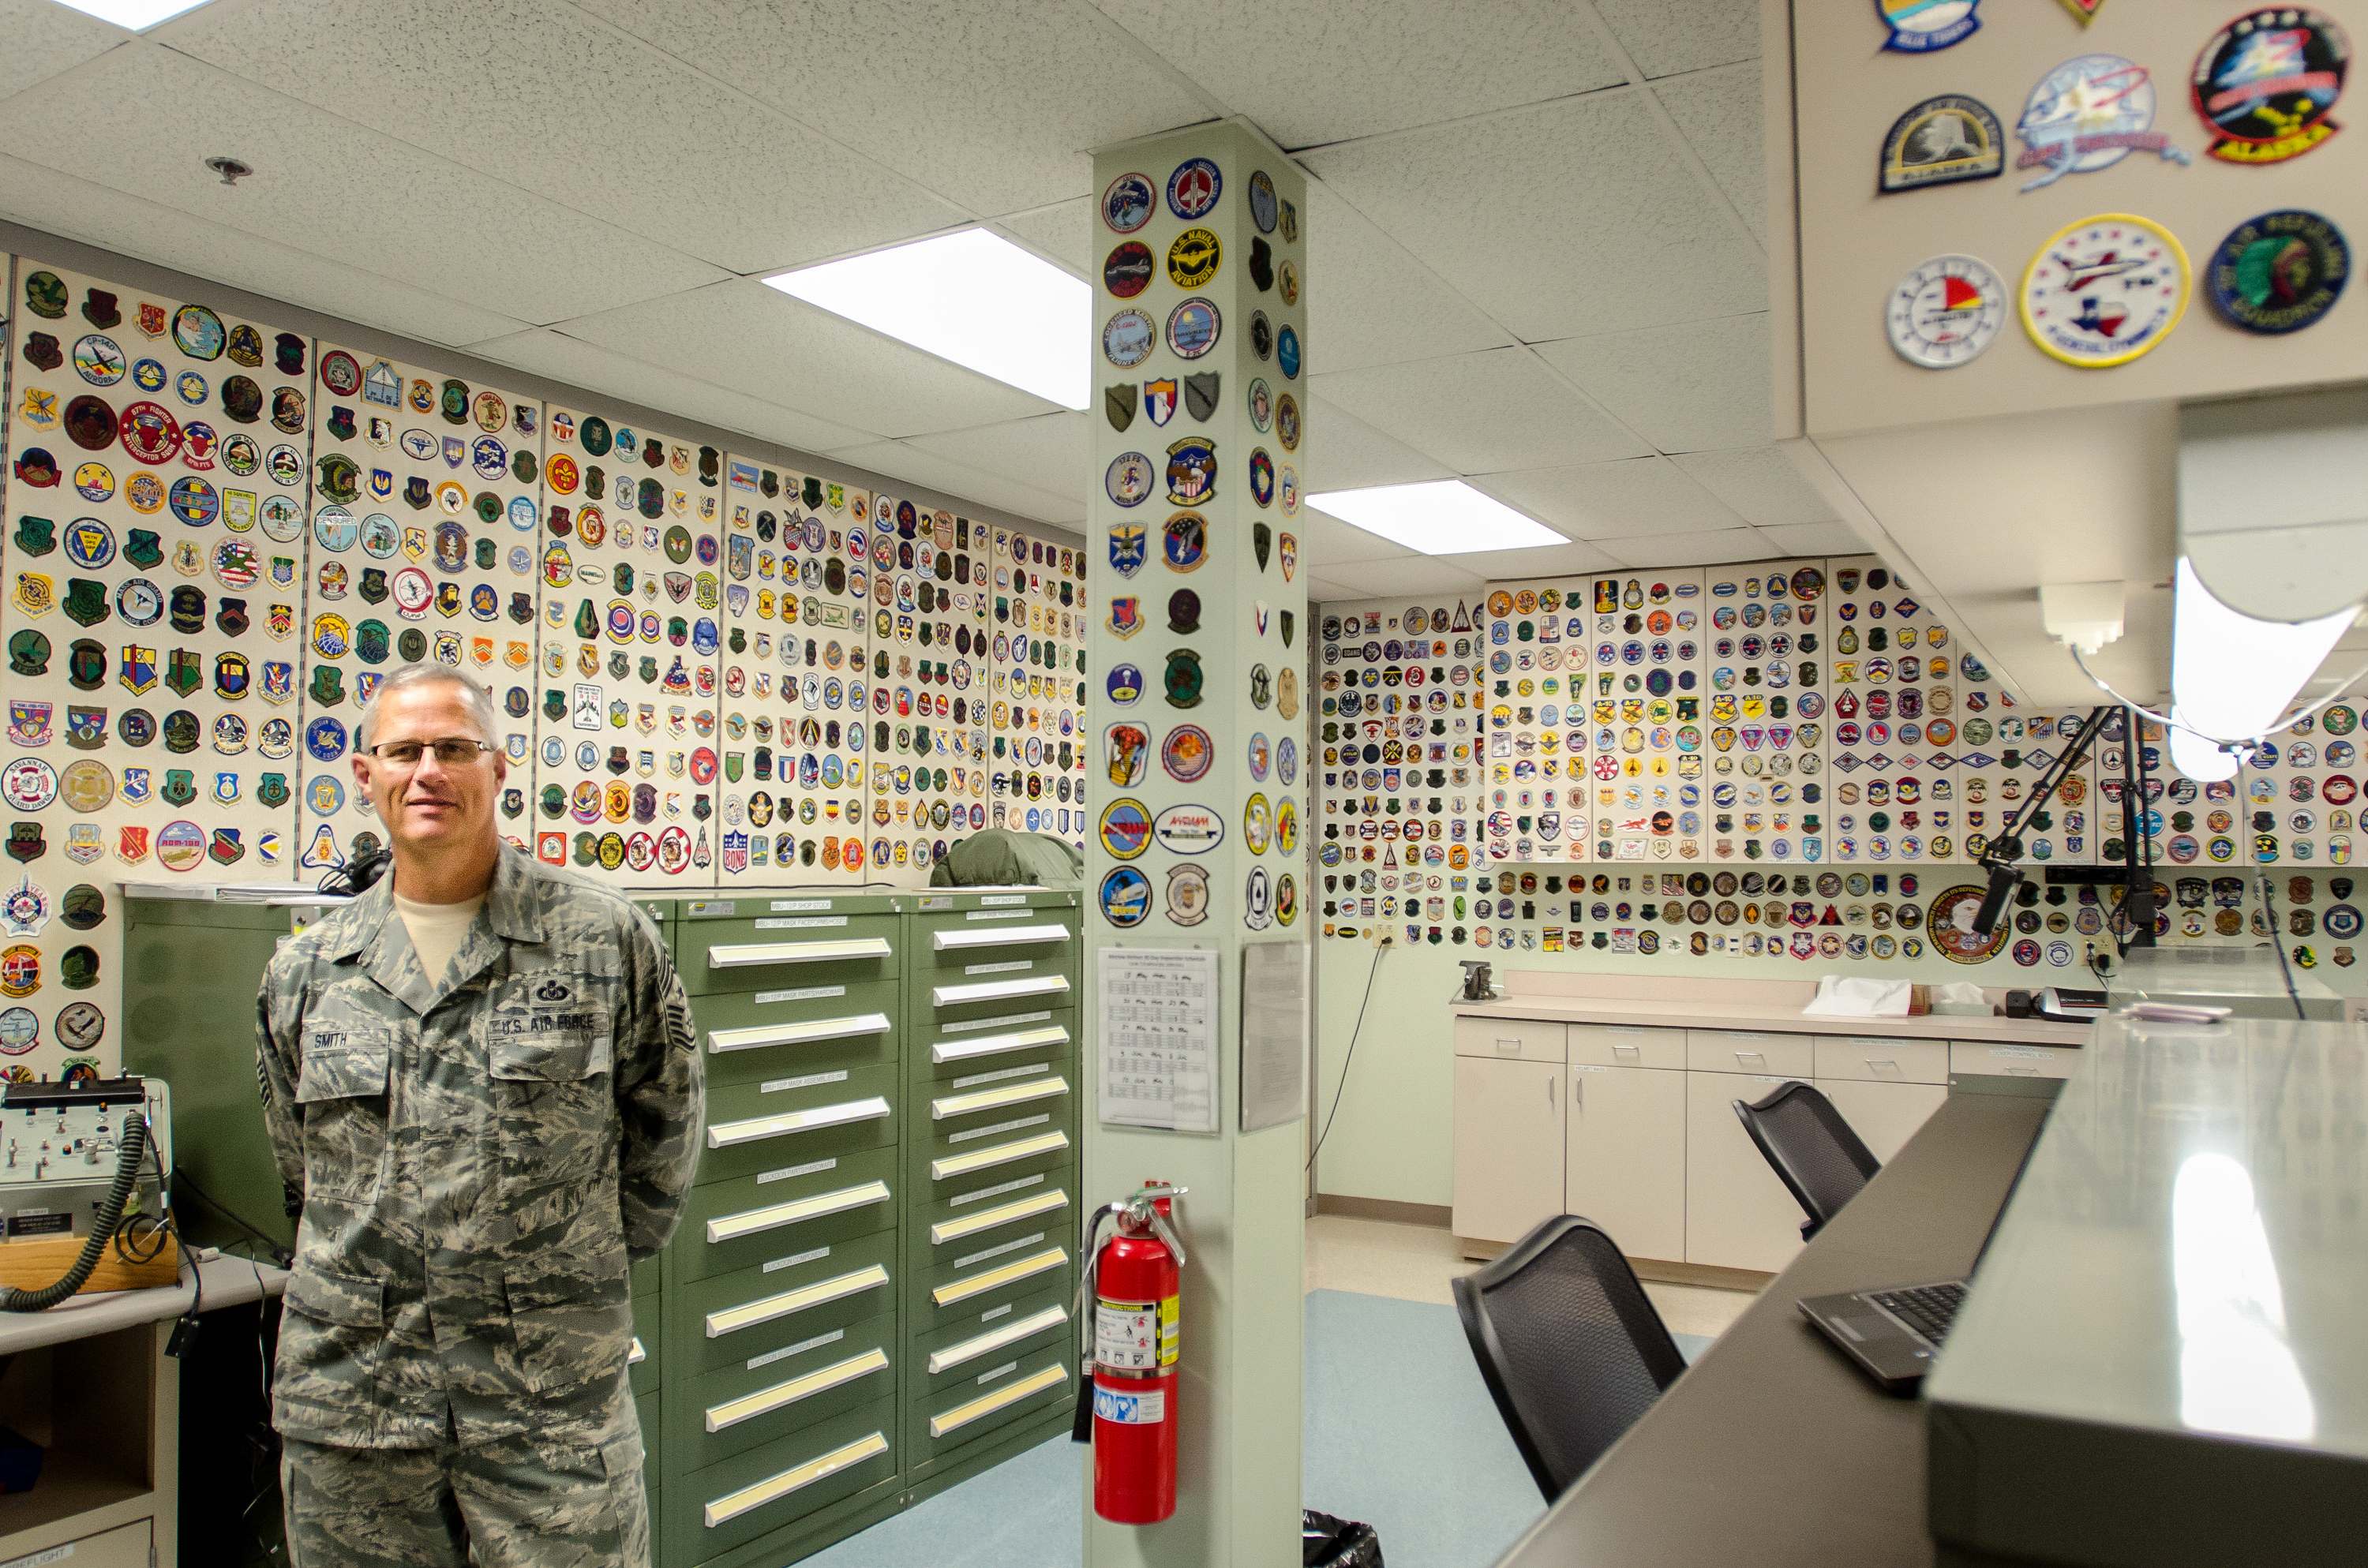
[1630, 1258, 1775, 1291]
[1314, 1194, 1453, 1229]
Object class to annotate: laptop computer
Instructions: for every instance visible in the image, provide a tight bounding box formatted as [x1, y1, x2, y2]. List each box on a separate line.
[1796, 1125, 2042, 1394]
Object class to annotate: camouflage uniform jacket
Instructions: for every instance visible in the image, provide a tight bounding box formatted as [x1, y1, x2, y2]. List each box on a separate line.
[257, 846, 703, 1449]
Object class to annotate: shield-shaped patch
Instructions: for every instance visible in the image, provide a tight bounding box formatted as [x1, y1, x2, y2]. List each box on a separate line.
[1184, 373, 1220, 422]
[1145, 378, 1178, 426]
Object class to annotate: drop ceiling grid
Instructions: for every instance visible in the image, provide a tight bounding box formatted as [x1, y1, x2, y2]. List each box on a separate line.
[0, 0, 127, 102]
[154, 0, 972, 278]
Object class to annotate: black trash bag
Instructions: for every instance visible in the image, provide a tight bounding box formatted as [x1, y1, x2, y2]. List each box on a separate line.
[1302, 1509, 1384, 1567]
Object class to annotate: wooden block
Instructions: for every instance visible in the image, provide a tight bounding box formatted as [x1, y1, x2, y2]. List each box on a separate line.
[0, 1232, 179, 1296]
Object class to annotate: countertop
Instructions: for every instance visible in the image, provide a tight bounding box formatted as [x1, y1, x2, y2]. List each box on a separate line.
[0, 1251, 286, 1355]
[1449, 993, 2090, 1048]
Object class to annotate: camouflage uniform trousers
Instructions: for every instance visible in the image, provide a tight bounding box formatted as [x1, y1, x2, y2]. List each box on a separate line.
[282, 1403, 648, 1568]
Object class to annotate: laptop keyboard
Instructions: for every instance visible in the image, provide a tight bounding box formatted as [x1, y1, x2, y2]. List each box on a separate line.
[1867, 1282, 1965, 1345]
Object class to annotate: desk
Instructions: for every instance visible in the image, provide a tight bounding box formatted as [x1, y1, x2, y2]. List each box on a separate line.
[0, 1253, 287, 1568]
[1490, 1089, 2049, 1567]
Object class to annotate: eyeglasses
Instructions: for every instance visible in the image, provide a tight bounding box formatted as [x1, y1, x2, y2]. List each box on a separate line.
[365, 737, 493, 767]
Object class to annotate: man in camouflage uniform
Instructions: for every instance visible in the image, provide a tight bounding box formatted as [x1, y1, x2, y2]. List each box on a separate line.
[257, 664, 703, 1566]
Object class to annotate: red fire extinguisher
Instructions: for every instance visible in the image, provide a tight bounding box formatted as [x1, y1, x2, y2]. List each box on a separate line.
[1073, 1181, 1187, 1524]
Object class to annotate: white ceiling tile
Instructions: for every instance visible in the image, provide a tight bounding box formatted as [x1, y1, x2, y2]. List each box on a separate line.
[996, 198, 1094, 275]
[1471, 455, 1744, 539]
[1592, 0, 1761, 79]
[1302, 395, 1456, 493]
[0, 0, 126, 103]
[1305, 181, 1515, 375]
[1298, 506, 1419, 569]
[0, 153, 532, 346]
[826, 440, 1084, 526]
[1302, 91, 1767, 341]
[160, 0, 965, 278]
[1097, 0, 1625, 148]
[1668, 446, 1842, 526]
[1535, 313, 1770, 453]
[1592, 526, 1770, 568]
[550, 279, 1063, 439]
[573, 0, 1211, 219]
[904, 412, 1091, 499]
[1306, 576, 1365, 604]
[1314, 349, 1650, 473]
[1320, 556, 1489, 598]
[1757, 522, 1870, 557]
[0, 43, 731, 323]
[466, 327, 871, 455]
[1653, 62, 1764, 248]
[1443, 540, 1621, 577]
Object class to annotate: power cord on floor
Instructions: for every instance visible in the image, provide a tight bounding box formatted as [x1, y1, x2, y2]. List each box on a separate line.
[1306, 945, 1385, 1173]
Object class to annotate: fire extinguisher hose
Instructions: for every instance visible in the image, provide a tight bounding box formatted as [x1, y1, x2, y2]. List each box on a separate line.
[1071, 1201, 1122, 1443]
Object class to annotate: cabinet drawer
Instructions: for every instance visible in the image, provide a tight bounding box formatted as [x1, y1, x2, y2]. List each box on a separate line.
[920, 1070, 1076, 1152]
[910, 912, 1081, 975]
[1813, 1035, 1949, 1086]
[920, 969, 1077, 1026]
[918, 1132, 1073, 1204]
[632, 1251, 662, 1300]
[910, 1282, 1071, 1399]
[912, 1005, 1077, 1076]
[674, 1149, 898, 1285]
[637, 1388, 661, 1477]
[670, 1309, 897, 1474]
[665, 1399, 898, 1566]
[694, 982, 901, 1086]
[699, 1065, 898, 1184]
[1568, 1024, 1685, 1070]
[904, 1349, 1070, 1472]
[1950, 1040, 2082, 1080]
[1452, 1017, 1567, 1064]
[1687, 1028, 1815, 1079]
[670, 1232, 899, 1379]
[681, 913, 901, 994]
[913, 1238, 1073, 1337]
[631, 1297, 660, 1395]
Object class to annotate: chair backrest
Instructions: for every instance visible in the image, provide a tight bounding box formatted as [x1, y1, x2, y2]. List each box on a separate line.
[1451, 1215, 1689, 1503]
[1732, 1080, 1882, 1240]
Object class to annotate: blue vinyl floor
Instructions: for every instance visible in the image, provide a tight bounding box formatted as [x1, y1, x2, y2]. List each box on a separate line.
[801, 1289, 1710, 1568]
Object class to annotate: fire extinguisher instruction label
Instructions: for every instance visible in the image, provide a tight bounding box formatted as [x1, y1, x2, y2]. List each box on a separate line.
[1096, 1300, 1160, 1370]
[1160, 1294, 1180, 1365]
[1094, 1386, 1167, 1426]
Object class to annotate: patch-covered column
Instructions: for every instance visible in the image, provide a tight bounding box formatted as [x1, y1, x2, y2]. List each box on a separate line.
[1085, 125, 1309, 1566]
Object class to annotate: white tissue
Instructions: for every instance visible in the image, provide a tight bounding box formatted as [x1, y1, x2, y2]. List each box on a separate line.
[1803, 975, 1913, 1018]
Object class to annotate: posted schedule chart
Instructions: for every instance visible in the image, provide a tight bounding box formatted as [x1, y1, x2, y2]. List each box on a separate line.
[1097, 949, 1220, 1134]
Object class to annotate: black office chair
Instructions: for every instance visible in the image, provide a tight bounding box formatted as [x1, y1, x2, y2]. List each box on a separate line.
[1732, 1081, 1882, 1241]
[1451, 1215, 1688, 1503]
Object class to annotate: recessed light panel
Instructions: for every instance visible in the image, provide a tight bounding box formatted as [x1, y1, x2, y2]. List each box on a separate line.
[1307, 481, 1562, 555]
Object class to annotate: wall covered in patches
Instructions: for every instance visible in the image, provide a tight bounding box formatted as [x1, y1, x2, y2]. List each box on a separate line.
[1308, 556, 2368, 1211]
[0, 240, 1084, 1084]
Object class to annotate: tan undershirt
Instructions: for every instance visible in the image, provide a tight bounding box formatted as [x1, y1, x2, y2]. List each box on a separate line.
[392, 890, 486, 983]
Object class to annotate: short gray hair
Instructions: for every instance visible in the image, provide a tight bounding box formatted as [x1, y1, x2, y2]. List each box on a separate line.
[356, 664, 499, 752]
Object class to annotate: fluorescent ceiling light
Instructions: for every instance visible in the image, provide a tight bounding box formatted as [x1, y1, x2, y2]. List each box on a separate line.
[1308, 481, 1562, 556]
[53, 0, 209, 28]
[2170, 558, 2355, 743]
[766, 230, 1088, 410]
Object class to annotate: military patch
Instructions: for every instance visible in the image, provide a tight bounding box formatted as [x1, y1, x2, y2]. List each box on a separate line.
[2193, 9, 2347, 164]
[1162, 511, 1207, 571]
[0, 878, 50, 939]
[2205, 210, 2349, 334]
[2015, 56, 2190, 192]
[1878, 0, 1979, 53]
[1103, 310, 1156, 368]
[1881, 94, 2005, 192]
[1103, 240, 1153, 298]
[1103, 170, 1156, 234]
[1164, 648, 1205, 709]
[2019, 213, 2191, 367]
[1167, 226, 1220, 288]
[1166, 298, 1220, 359]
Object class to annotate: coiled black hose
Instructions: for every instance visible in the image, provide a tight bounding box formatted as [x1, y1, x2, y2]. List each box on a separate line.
[0, 1114, 149, 1312]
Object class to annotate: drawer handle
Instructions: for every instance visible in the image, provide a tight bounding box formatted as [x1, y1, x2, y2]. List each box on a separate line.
[931, 974, 1073, 1009]
[709, 937, 893, 968]
[933, 1076, 1070, 1121]
[705, 1263, 890, 1339]
[932, 924, 1073, 952]
[709, 1013, 893, 1054]
[1495, 1037, 1522, 1054]
[927, 1304, 1070, 1375]
[707, 1096, 892, 1150]
[1733, 1050, 1766, 1065]
[933, 1024, 1071, 1065]
[703, 1430, 890, 1528]
[628, 1336, 647, 1367]
[932, 1129, 1070, 1182]
[704, 1347, 890, 1433]
[932, 1244, 1068, 1306]
[1864, 1059, 1900, 1075]
[1611, 1042, 1640, 1055]
[928, 1362, 1069, 1439]
[2006, 1067, 2040, 1076]
[931, 1188, 1070, 1246]
[706, 1180, 892, 1244]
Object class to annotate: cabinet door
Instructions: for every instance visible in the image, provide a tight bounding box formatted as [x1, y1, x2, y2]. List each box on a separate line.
[1684, 1072, 1812, 1274]
[1566, 1065, 1685, 1263]
[1453, 1057, 1564, 1246]
[1817, 1077, 1946, 1165]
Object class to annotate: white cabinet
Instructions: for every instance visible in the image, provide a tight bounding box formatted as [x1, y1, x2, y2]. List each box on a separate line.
[1566, 1065, 1685, 1263]
[1818, 1078, 1947, 1164]
[1452, 1055, 1565, 1246]
[1684, 1070, 1813, 1275]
